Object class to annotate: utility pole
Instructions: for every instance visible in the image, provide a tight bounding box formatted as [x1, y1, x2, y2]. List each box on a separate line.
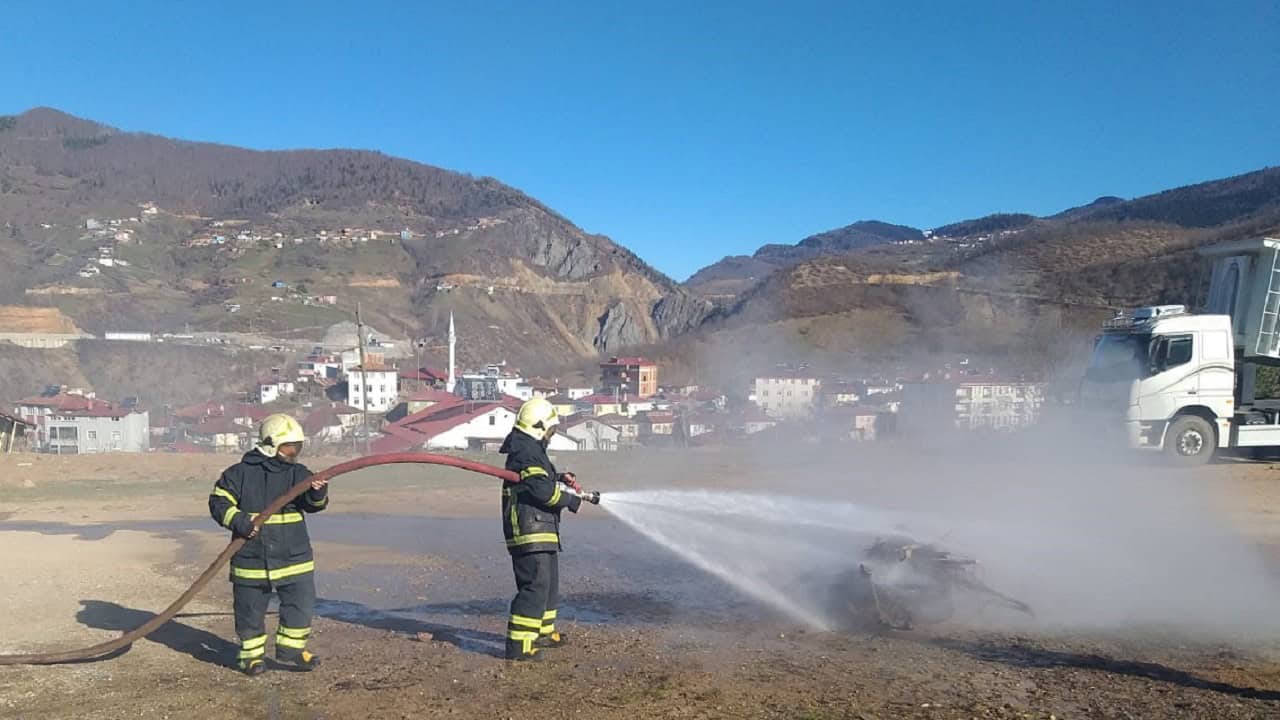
[356, 303, 371, 455]
[414, 339, 423, 391]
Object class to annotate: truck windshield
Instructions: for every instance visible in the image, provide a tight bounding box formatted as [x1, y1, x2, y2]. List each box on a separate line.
[1085, 333, 1151, 381]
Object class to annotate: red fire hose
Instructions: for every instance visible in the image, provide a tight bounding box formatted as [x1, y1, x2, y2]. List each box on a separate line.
[0, 452, 518, 666]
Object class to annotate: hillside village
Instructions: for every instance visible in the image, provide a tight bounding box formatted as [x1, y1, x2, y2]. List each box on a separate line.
[0, 310, 1047, 456]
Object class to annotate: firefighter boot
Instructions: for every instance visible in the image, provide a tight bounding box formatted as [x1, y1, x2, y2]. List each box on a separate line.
[278, 649, 322, 671]
[535, 631, 567, 649]
[504, 639, 544, 662]
[238, 658, 267, 676]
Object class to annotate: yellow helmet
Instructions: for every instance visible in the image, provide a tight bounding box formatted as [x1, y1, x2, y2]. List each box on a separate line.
[257, 413, 305, 457]
[515, 397, 559, 440]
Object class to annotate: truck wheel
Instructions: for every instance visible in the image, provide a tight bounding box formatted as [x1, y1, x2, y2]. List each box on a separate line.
[1164, 415, 1216, 466]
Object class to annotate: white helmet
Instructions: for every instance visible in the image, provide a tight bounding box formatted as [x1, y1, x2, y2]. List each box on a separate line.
[257, 413, 305, 457]
[515, 397, 559, 441]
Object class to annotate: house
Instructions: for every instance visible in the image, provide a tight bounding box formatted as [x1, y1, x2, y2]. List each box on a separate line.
[753, 372, 821, 419]
[372, 402, 575, 453]
[573, 394, 625, 418]
[172, 401, 268, 428]
[298, 355, 342, 381]
[638, 410, 676, 437]
[404, 388, 462, 415]
[594, 414, 639, 444]
[565, 388, 594, 400]
[16, 391, 115, 448]
[0, 412, 32, 453]
[43, 407, 151, 453]
[401, 367, 449, 389]
[819, 382, 863, 408]
[822, 406, 884, 441]
[544, 395, 578, 420]
[303, 403, 363, 444]
[187, 416, 253, 453]
[561, 416, 622, 451]
[740, 406, 777, 435]
[258, 378, 296, 404]
[685, 413, 717, 438]
[900, 379, 1045, 433]
[456, 374, 501, 401]
[347, 366, 399, 413]
[600, 357, 658, 398]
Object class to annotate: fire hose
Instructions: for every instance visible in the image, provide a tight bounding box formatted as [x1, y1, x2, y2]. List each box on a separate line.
[0, 451, 597, 666]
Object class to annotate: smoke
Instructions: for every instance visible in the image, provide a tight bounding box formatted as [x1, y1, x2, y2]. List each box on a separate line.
[596, 244, 1280, 645]
[597, 432, 1280, 643]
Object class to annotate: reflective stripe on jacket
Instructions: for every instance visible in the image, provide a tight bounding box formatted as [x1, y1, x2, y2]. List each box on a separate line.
[499, 430, 581, 555]
[208, 449, 328, 586]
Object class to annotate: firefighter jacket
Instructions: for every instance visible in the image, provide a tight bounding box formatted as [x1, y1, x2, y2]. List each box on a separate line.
[208, 449, 328, 587]
[500, 430, 581, 555]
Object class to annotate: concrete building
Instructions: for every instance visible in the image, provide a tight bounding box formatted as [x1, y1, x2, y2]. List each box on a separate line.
[347, 367, 399, 413]
[44, 408, 150, 453]
[900, 379, 1045, 433]
[753, 373, 821, 419]
[600, 357, 658, 398]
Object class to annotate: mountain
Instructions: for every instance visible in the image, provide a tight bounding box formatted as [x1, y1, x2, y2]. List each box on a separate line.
[686, 220, 923, 300]
[660, 166, 1280, 385]
[0, 108, 712, 370]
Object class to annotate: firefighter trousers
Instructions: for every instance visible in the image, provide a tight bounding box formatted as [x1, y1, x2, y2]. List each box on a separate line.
[233, 575, 316, 664]
[507, 551, 559, 655]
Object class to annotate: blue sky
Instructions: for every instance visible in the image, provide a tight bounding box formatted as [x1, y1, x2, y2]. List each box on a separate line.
[3, 1, 1277, 280]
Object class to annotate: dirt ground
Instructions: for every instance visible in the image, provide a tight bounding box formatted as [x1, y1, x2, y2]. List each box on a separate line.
[3, 443, 1280, 719]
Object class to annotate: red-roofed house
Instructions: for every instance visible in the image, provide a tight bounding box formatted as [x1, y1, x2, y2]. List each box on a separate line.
[45, 406, 150, 453]
[374, 401, 576, 453]
[15, 392, 150, 452]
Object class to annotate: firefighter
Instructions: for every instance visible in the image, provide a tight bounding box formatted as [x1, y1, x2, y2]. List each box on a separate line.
[500, 396, 586, 661]
[208, 413, 329, 676]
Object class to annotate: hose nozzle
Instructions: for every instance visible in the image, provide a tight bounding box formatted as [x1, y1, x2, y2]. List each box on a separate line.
[566, 486, 601, 504]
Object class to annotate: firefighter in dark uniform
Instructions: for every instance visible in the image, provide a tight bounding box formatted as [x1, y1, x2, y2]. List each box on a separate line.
[500, 397, 587, 661]
[208, 413, 329, 676]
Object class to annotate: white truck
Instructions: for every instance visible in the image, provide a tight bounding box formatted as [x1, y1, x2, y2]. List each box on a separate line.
[1081, 236, 1280, 465]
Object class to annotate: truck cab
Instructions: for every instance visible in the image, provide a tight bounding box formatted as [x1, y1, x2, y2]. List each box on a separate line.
[1081, 237, 1280, 465]
[1082, 306, 1235, 462]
